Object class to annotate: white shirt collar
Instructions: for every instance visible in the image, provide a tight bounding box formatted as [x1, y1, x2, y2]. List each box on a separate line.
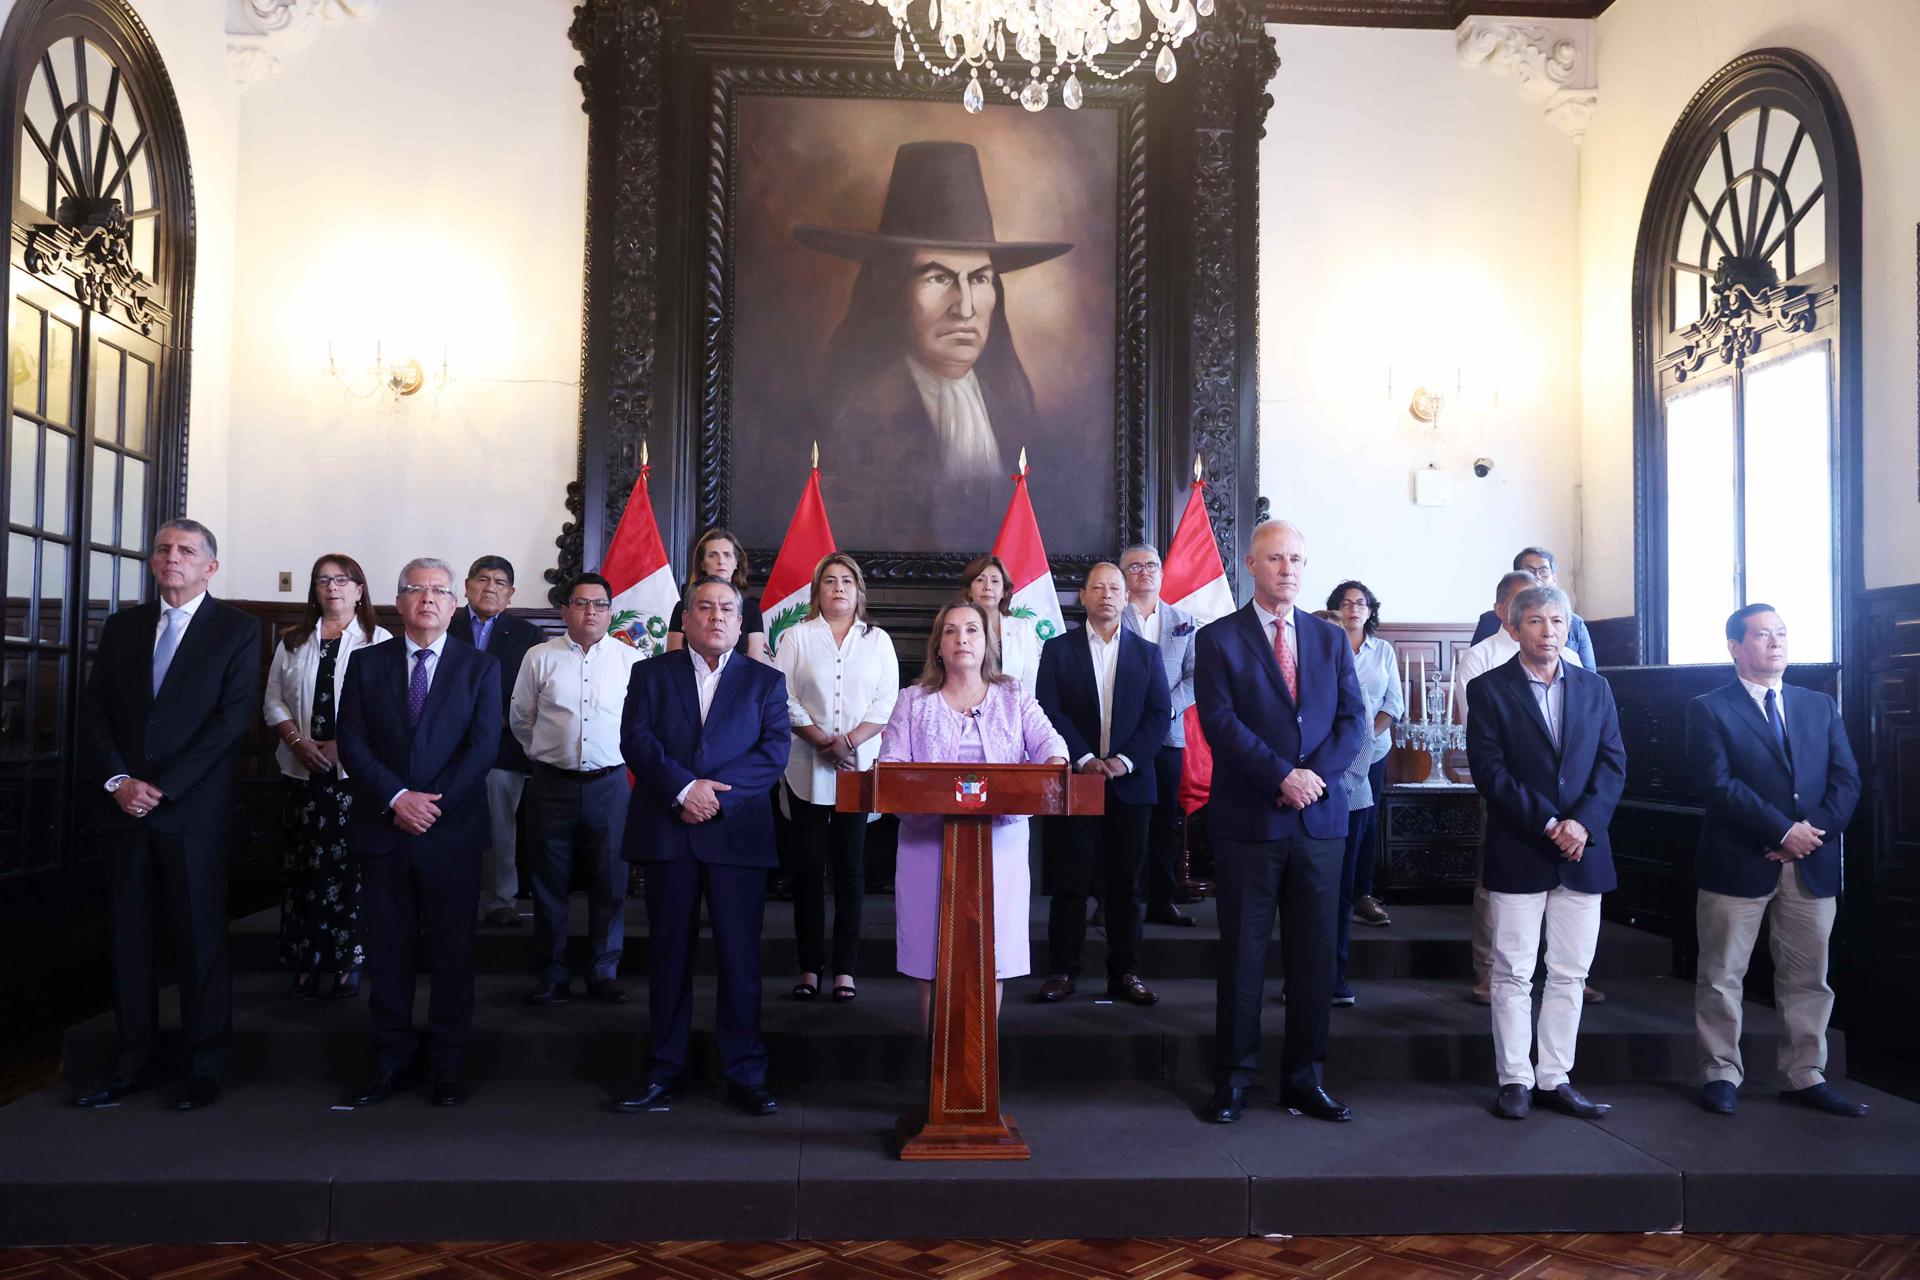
[404, 631, 448, 661]
[1085, 621, 1121, 648]
[1251, 599, 1294, 634]
[161, 591, 207, 619]
[688, 646, 731, 678]
[1738, 674, 1785, 697]
[905, 355, 1002, 482]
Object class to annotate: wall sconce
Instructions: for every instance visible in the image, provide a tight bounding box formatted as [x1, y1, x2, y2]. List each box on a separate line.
[325, 339, 450, 408]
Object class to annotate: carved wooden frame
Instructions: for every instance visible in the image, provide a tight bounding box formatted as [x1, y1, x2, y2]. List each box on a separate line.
[557, 0, 1277, 605]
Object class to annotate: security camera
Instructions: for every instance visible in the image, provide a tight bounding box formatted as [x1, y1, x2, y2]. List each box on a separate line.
[1473, 457, 1495, 479]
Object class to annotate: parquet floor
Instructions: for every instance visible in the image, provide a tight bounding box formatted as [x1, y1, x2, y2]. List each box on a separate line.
[2, 1235, 1917, 1280]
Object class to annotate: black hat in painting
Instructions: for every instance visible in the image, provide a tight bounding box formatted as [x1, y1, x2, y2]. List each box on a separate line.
[794, 140, 1073, 272]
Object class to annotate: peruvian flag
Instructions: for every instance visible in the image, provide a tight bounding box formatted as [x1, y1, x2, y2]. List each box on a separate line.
[760, 461, 836, 658]
[1162, 465, 1235, 626]
[990, 452, 1065, 642]
[600, 455, 679, 658]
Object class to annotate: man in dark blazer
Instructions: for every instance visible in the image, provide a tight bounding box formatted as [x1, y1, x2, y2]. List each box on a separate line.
[615, 576, 790, 1117]
[1466, 584, 1626, 1122]
[448, 554, 543, 928]
[1036, 562, 1172, 1005]
[337, 557, 501, 1108]
[1194, 521, 1367, 1125]
[76, 519, 259, 1112]
[1119, 541, 1201, 927]
[1686, 603, 1864, 1117]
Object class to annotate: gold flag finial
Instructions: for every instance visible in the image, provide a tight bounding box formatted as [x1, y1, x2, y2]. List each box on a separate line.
[1018, 446, 1028, 476]
[641, 439, 649, 468]
[1193, 453, 1204, 483]
[812, 440, 819, 469]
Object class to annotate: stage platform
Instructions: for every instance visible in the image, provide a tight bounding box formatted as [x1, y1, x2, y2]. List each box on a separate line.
[4, 899, 1915, 1244]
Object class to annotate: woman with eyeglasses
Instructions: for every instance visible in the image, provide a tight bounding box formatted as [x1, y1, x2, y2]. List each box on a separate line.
[264, 554, 391, 1000]
[666, 528, 769, 661]
[1327, 579, 1404, 1004]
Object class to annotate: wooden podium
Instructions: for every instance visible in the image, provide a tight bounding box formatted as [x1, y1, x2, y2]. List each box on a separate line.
[838, 762, 1104, 1160]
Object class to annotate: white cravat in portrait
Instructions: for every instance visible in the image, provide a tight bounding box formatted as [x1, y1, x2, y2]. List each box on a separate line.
[908, 356, 1002, 481]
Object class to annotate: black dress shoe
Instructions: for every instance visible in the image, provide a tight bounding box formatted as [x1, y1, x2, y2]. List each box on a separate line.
[1699, 1080, 1737, 1114]
[1281, 1085, 1353, 1122]
[1206, 1086, 1247, 1123]
[1036, 974, 1075, 1003]
[1535, 1083, 1611, 1118]
[289, 972, 318, 1000]
[1494, 1083, 1532, 1119]
[613, 1080, 681, 1112]
[172, 1078, 220, 1111]
[432, 1079, 468, 1107]
[1107, 973, 1159, 1005]
[726, 1083, 779, 1116]
[526, 980, 570, 1005]
[1781, 1082, 1869, 1117]
[75, 1076, 149, 1108]
[483, 906, 520, 927]
[348, 1065, 423, 1107]
[1145, 906, 1198, 928]
[587, 978, 628, 1003]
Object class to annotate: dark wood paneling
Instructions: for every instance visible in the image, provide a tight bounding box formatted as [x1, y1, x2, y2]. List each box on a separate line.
[1587, 615, 1638, 668]
[1261, 0, 1612, 27]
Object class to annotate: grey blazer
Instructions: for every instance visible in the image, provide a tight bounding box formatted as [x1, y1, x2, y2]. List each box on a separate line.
[1121, 600, 1198, 748]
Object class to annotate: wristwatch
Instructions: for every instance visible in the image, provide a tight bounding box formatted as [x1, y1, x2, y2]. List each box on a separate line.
[105, 774, 130, 793]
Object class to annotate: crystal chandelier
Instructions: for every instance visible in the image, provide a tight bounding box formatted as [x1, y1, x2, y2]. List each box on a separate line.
[861, 0, 1212, 113]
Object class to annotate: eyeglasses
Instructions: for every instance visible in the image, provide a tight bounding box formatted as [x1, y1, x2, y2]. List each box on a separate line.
[567, 598, 612, 612]
[1122, 562, 1161, 575]
[398, 584, 458, 601]
[314, 574, 358, 588]
[1337, 598, 1370, 610]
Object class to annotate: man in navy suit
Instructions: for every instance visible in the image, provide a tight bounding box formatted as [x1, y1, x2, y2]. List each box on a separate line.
[1194, 521, 1368, 1124]
[1036, 562, 1172, 1005]
[1466, 584, 1626, 1121]
[337, 557, 502, 1108]
[77, 519, 260, 1112]
[1686, 604, 1864, 1117]
[615, 576, 790, 1117]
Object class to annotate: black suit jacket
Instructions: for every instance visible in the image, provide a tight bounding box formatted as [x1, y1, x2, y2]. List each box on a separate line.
[1685, 679, 1860, 899]
[447, 607, 541, 773]
[1036, 624, 1171, 808]
[337, 636, 502, 859]
[1465, 656, 1627, 894]
[81, 596, 260, 835]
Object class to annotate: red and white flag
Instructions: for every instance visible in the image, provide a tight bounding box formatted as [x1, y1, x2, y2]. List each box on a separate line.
[1162, 464, 1235, 626]
[991, 452, 1064, 642]
[601, 452, 679, 658]
[760, 459, 836, 658]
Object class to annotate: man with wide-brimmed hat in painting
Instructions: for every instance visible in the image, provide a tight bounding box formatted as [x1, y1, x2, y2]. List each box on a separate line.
[797, 141, 1072, 526]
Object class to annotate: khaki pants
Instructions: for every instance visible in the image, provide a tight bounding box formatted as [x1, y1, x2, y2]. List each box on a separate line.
[478, 767, 527, 916]
[1695, 860, 1835, 1091]
[1487, 885, 1601, 1089]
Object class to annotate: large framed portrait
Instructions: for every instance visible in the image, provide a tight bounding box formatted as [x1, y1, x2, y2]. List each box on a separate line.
[703, 71, 1148, 575]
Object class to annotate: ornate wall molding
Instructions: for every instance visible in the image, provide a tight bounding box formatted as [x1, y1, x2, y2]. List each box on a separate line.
[226, 0, 380, 86]
[1455, 17, 1596, 140]
[21, 216, 163, 335]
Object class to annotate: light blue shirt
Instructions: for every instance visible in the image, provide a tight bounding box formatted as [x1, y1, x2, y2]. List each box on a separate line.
[1352, 633, 1404, 765]
[467, 607, 497, 654]
[1524, 660, 1566, 751]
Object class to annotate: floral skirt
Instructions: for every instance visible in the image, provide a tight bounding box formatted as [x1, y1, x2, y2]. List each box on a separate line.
[276, 773, 363, 973]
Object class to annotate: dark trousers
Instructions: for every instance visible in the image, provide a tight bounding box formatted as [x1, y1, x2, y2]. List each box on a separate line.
[1048, 801, 1151, 981]
[104, 827, 232, 1082]
[1214, 831, 1343, 1092]
[1142, 744, 1187, 913]
[642, 857, 767, 1088]
[526, 765, 628, 984]
[364, 844, 480, 1081]
[1334, 756, 1389, 989]
[787, 786, 867, 978]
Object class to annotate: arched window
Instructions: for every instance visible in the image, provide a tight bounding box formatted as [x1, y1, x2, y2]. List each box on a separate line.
[1632, 51, 1860, 666]
[0, 0, 193, 883]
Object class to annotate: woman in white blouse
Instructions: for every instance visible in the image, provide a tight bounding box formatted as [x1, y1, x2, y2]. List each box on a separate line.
[959, 553, 1041, 696]
[774, 553, 900, 1003]
[264, 554, 392, 1000]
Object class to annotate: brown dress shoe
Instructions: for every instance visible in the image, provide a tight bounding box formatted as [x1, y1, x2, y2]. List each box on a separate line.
[1036, 974, 1075, 1002]
[1351, 895, 1391, 926]
[1107, 973, 1159, 1005]
[1583, 984, 1606, 1004]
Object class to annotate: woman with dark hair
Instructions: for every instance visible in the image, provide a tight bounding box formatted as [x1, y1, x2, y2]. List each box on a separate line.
[960, 553, 1042, 696]
[1327, 579, 1405, 1004]
[265, 553, 391, 999]
[880, 601, 1067, 1025]
[666, 528, 768, 661]
[773, 553, 899, 1003]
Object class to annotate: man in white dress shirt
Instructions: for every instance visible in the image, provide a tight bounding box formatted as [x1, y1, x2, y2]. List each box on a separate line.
[512, 572, 643, 1006]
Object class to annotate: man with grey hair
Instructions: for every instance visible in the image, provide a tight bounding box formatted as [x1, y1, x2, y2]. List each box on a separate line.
[76, 519, 260, 1112]
[1466, 583, 1625, 1120]
[338, 556, 503, 1108]
[1118, 540, 1201, 926]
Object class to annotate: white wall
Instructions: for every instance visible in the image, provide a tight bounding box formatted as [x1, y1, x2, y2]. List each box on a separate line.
[1258, 25, 1583, 625]
[1578, 0, 1920, 616]
[223, 0, 586, 601]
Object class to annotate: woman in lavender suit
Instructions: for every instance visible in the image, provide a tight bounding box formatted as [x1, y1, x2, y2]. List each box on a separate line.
[881, 602, 1068, 1020]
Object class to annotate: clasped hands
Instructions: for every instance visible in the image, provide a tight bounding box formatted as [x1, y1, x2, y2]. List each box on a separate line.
[392, 790, 443, 836]
[1769, 820, 1825, 862]
[1274, 768, 1326, 810]
[1548, 817, 1589, 862]
[679, 778, 732, 824]
[1076, 756, 1129, 779]
[113, 778, 166, 819]
[812, 732, 860, 772]
[290, 738, 338, 774]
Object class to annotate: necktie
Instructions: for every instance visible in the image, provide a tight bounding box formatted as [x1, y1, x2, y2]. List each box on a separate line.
[408, 648, 433, 726]
[1765, 688, 1789, 759]
[1272, 618, 1298, 701]
[152, 607, 183, 696]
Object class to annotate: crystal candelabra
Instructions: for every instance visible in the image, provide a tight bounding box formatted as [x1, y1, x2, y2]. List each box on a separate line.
[1392, 666, 1465, 786]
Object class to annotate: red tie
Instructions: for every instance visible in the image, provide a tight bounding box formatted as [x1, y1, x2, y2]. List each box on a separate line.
[1272, 619, 1298, 701]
